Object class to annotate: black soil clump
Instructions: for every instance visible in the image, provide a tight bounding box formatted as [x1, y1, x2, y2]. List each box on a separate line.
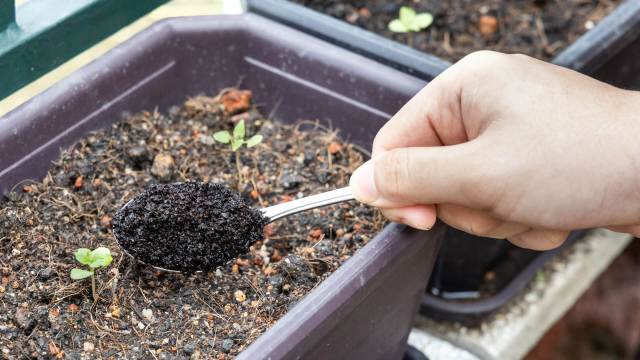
[113, 182, 267, 272]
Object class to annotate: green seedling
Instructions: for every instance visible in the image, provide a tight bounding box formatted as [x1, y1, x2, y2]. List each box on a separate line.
[213, 120, 263, 151]
[388, 6, 433, 45]
[70, 247, 113, 301]
[213, 120, 263, 187]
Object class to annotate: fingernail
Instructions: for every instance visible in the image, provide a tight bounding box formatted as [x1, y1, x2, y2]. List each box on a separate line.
[403, 211, 433, 231]
[349, 160, 379, 204]
[405, 220, 432, 231]
[408, 224, 431, 231]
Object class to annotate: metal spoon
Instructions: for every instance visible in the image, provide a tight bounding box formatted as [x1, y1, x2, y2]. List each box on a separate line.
[113, 185, 355, 272]
[260, 186, 354, 221]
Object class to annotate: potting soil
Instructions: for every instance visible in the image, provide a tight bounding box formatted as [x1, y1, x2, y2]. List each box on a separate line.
[0, 89, 381, 358]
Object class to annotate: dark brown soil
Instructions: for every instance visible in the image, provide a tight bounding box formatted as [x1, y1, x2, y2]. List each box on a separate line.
[113, 182, 267, 273]
[0, 89, 382, 358]
[293, 0, 620, 63]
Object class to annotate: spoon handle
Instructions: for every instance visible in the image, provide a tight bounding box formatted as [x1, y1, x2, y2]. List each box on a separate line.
[261, 186, 355, 222]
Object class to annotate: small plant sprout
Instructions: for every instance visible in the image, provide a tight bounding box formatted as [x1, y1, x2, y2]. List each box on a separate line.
[213, 120, 263, 151]
[388, 6, 433, 45]
[213, 120, 263, 186]
[70, 247, 113, 301]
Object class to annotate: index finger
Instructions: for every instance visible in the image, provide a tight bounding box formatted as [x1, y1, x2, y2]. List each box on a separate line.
[371, 66, 468, 157]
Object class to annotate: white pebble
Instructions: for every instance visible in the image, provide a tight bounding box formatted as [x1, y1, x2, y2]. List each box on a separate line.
[142, 308, 154, 321]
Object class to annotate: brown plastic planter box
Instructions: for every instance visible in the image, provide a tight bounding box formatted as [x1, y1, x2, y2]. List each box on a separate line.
[0, 15, 442, 359]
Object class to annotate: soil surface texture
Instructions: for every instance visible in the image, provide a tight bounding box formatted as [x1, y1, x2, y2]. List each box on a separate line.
[113, 182, 267, 273]
[0, 88, 381, 358]
[293, 0, 620, 63]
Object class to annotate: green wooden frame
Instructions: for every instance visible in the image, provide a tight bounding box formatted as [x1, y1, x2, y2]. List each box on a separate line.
[0, 0, 167, 100]
[0, 0, 15, 31]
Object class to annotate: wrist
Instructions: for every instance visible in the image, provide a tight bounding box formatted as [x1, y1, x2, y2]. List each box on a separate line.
[618, 89, 640, 223]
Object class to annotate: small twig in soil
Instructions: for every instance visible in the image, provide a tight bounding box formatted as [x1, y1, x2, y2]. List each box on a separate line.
[51, 283, 84, 304]
[148, 349, 160, 360]
[193, 290, 228, 322]
[243, 275, 266, 300]
[443, 31, 453, 54]
[310, 233, 326, 249]
[266, 235, 299, 240]
[137, 283, 150, 304]
[250, 176, 266, 207]
[535, 16, 550, 51]
[266, 98, 282, 121]
[89, 312, 130, 335]
[294, 119, 328, 133]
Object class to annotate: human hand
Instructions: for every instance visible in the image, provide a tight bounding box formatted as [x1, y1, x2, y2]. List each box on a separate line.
[349, 51, 640, 250]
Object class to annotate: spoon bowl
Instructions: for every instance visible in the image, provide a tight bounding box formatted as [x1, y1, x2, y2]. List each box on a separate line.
[112, 183, 355, 273]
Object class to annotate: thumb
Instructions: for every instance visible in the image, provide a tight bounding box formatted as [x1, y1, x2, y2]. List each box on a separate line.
[349, 143, 491, 208]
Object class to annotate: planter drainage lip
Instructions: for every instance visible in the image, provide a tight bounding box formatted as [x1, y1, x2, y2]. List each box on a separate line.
[248, 0, 640, 324]
[0, 14, 442, 359]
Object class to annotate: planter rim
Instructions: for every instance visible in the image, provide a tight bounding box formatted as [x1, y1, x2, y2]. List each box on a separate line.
[247, 0, 640, 75]
[240, 223, 438, 358]
[553, 0, 640, 72]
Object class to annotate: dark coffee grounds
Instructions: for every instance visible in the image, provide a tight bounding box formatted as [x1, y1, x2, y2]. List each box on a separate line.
[113, 182, 267, 272]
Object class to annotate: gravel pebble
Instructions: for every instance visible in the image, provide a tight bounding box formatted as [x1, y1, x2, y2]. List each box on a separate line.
[222, 339, 234, 352]
[151, 153, 175, 182]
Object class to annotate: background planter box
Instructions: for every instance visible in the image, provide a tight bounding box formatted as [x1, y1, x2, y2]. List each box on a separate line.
[247, 0, 640, 324]
[0, 14, 442, 359]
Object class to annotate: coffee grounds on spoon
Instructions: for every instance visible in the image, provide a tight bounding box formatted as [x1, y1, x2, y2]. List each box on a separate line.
[112, 182, 267, 272]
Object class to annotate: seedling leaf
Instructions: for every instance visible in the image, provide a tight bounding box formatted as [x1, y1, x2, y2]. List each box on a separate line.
[213, 131, 232, 144]
[388, 19, 408, 33]
[70, 268, 93, 280]
[399, 6, 416, 27]
[413, 13, 433, 31]
[246, 135, 263, 148]
[233, 120, 246, 140]
[88, 247, 113, 268]
[390, 6, 433, 33]
[231, 139, 243, 151]
[74, 248, 92, 265]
